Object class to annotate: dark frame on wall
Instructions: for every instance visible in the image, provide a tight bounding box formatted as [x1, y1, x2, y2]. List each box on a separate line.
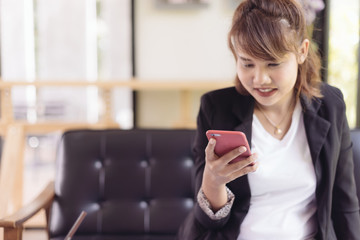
[312, 0, 330, 83]
[357, 5, 360, 128]
[131, 0, 138, 128]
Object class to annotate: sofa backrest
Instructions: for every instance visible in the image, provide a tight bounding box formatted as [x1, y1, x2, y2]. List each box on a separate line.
[47, 128, 360, 238]
[48, 129, 196, 239]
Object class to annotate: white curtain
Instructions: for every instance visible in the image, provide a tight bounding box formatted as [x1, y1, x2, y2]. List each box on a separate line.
[0, 0, 133, 205]
[1, 0, 133, 127]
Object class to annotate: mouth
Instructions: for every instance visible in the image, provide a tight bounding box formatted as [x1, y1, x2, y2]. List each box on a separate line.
[258, 88, 274, 93]
[255, 88, 277, 97]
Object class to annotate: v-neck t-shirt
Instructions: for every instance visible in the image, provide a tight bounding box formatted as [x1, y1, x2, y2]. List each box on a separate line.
[238, 101, 318, 240]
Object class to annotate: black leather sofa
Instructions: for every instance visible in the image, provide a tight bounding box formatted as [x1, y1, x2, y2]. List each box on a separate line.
[0, 129, 196, 240]
[0, 128, 359, 240]
[49, 129, 197, 240]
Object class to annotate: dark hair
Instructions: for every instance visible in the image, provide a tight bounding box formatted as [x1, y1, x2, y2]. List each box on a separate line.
[228, 0, 322, 99]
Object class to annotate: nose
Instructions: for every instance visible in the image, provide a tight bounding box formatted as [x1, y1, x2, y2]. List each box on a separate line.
[253, 68, 271, 85]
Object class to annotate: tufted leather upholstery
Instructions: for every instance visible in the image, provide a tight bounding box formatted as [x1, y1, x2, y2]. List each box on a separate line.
[48, 129, 196, 240]
[351, 128, 360, 204]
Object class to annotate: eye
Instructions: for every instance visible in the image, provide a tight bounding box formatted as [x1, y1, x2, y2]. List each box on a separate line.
[268, 63, 280, 67]
[243, 64, 254, 68]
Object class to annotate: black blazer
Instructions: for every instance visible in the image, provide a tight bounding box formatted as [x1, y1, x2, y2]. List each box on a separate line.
[178, 84, 360, 240]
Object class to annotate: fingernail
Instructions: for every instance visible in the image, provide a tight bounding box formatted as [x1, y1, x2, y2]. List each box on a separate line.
[239, 146, 246, 153]
[209, 138, 215, 144]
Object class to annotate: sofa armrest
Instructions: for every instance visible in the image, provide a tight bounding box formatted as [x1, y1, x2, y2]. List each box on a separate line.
[0, 181, 54, 240]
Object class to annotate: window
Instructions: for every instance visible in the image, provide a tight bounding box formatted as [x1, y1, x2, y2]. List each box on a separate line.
[327, 0, 359, 128]
[0, 0, 133, 205]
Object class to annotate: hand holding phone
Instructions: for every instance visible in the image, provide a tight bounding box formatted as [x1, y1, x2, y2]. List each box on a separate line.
[206, 130, 251, 164]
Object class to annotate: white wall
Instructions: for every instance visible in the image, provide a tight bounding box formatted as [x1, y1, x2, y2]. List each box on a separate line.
[135, 0, 237, 80]
[135, 0, 238, 127]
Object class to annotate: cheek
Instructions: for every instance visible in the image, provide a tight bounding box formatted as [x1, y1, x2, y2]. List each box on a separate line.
[287, 66, 299, 86]
[276, 66, 298, 88]
[236, 71, 253, 94]
[237, 71, 249, 89]
[236, 67, 249, 85]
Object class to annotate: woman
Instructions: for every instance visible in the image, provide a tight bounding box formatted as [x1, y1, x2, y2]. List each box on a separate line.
[178, 0, 360, 239]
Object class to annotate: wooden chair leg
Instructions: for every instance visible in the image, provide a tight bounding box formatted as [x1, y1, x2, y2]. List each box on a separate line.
[4, 226, 23, 240]
[45, 206, 51, 238]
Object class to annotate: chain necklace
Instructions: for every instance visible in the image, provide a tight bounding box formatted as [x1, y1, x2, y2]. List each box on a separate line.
[256, 98, 295, 135]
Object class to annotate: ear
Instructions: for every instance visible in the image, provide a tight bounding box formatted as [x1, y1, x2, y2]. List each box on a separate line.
[298, 39, 310, 64]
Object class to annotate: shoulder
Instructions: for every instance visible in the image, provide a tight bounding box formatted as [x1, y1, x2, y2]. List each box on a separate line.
[303, 82, 347, 126]
[304, 83, 346, 114]
[202, 87, 240, 100]
[201, 87, 249, 107]
[318, 82, 346, 114]
[320, 83, 345, 106]
[198, 87, 253, 128]
[199, 87, 236, 117]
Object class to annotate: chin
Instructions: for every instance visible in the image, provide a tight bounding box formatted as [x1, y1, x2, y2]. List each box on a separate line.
[254, 96, 278, 107]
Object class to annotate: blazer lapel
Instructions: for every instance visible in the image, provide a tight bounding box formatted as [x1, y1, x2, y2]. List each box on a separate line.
[232, 95, 255, 144]
[227, 96, 255, 206]
[301, 95, 331, 181]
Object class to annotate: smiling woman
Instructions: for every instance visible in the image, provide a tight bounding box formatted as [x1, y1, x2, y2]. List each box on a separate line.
[178, 1, 360, 239]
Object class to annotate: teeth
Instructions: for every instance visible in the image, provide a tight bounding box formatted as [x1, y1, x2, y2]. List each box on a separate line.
[259, 89, 273, 93]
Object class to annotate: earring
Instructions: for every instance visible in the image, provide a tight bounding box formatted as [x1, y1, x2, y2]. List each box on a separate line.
[300, 55, 305, 63]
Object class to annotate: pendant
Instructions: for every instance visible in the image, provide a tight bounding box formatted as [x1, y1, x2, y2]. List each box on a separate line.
[274, 127, 282, 135]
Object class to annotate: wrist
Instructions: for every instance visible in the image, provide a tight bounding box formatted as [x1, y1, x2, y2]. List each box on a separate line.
[197, 187, 235, 220]
[201, 183, 228, 212]
[202, 182, 226, 194]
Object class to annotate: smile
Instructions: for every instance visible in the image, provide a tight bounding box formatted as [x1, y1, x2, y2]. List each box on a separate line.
[255, 88, 277, 97]
[258, 88, 274, 93]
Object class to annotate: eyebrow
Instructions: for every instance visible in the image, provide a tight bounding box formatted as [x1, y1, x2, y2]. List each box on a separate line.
[238, 56, 252, 61]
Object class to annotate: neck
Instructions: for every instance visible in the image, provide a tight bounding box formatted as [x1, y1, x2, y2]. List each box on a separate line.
[255, 93, 297, 138]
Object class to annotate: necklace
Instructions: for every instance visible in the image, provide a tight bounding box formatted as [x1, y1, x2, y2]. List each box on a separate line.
[256, 98, 295, 135]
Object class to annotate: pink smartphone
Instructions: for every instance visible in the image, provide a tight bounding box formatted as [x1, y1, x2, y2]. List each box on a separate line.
[206, 130, 251, 164]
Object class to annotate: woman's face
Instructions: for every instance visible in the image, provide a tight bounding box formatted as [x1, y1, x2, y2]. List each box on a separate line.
[236, 50, 300, 109]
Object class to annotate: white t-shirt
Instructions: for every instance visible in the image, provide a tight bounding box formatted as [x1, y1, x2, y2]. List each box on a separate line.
[238, 101, 318, 240]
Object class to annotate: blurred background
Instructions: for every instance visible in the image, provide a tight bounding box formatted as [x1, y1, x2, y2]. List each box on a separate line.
[0, 0, 359, 232]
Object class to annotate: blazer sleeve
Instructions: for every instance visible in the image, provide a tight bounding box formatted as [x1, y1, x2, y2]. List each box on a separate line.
[178, 93, 233, 239]
[331, 90, 360, 238]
